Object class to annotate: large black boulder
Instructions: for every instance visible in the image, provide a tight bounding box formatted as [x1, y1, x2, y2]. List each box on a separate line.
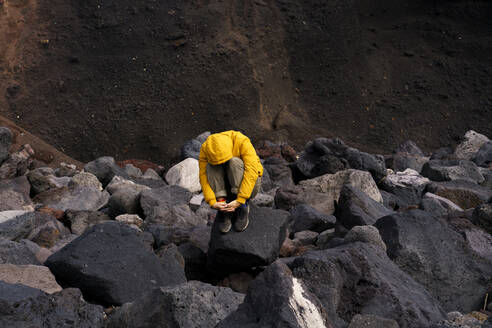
[375, 210, 492, 312]
[421, 159, 484, 184]
[107, 281, 244, 328]
[473, 141, 492, 167]
[287, 243, 446, 328]
[208, 205, 289, 272]
[218, 261, 329, 328]
[0, 281, 104, 328]
[296, 138, 386, 181]
[84, 156, 129, 187]
[289, 204, 336, 234]
[336, 185, 393, 230]
[45, 221, 186, 306]
[263, 157, 295, 189]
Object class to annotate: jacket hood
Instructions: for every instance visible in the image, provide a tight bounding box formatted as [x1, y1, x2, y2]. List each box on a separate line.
[203, 133, 233, 165]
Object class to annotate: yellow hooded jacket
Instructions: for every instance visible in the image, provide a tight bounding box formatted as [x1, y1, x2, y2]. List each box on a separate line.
[199, 131, 263, 206]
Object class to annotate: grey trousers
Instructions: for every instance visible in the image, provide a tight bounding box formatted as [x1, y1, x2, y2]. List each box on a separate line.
[206, 157, 260, 200]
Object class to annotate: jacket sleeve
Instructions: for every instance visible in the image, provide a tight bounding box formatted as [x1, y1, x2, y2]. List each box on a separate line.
[236, 138, 261, 204]
[199, 147, 217, 206]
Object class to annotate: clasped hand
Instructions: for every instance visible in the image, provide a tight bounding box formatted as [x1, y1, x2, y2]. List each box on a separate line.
[212, 200, 241, 212]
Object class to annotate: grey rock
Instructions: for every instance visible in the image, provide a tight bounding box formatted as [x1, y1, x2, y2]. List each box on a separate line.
[0, 176, 32, 211]
[395, 140, 425, 156]
[287, 243, 446, 328]
[419, 198, 449, 217]
[423, 193, 464, 212]
[108, 188, 142, 218]
[276, 169, 382, 215]
[263, 157, 295, 189]
[344, 225, 386, 251]
[45, 221, 186, 305]
[218, 261, 329, 328]
[0, 263, 62, 294]
[69, 172, 102, 190]
[316, 228, 336, 248]
[463, 227, 492, 260]
[0, 127, 13, 164]
[421, 160, 484, 184]
[426, 181, 492, 209]
[208, 205, 289, 272]
[65, 210, 111, 235]
[292, 230, 319, 246]
[454, 130, 489, 160]
[140, 185, 192, 217]
[155, 243, 186, 281]
[27, 167, 70, 194]
[289, 204, 336, 233]
[84, 156, 129, 187]
[479, 167, 492, 188]
[18, 239, 52, 263]
[431, 147, 453, 160]
[472, 203, 492, 234]
[147, 225, 211, 252]
[105, 175, 150, 195]
[0, 144, 34, 179]
[375, 210, 492, 312]
[390, 141, 428, 173]
[107, 281, 243, 328]
[123, 164, 143, 178]
[251, 192, 274, 207]
[189, 193, 204, 210]
[165, 158, 201, 192]
[146, 203, 206, 227]
[473, 141, 492, 167]
[33, 186, 110, 211]
[142, 168, 161, 180]
[0, 281, 104, 328]
[0, 238, 41, 265]
[348, 314, 399, 328]
[0, 211, 68, 246]
[55, 162, 78, 177]
[337, 185, 393, 230]
[380, 169, 430, 206]
[115, 214, 143, 228]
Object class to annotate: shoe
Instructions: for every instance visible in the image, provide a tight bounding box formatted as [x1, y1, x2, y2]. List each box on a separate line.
[217, 212, 232, 234]
[234, 204, 249, 232]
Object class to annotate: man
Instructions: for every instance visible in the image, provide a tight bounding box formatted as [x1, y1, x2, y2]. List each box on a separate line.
[199, 130, 263, 233]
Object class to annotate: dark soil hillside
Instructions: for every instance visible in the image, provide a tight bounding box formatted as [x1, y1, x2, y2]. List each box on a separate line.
[1, 0, 491, 164]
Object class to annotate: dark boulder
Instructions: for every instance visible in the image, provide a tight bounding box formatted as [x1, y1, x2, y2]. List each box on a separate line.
[84, 156, 129, 187]
[0, 281, 104, 328]
[472, 202, 492, 234]
[218, 261, 329, 328]
[289, 204, 336, 234]
[107, 281, 244, 328]
[426, 181, 492, 209]
[140, 185, 192, 217]
[0, 127, 12, 164]
[375, 210, 492, 312]
[473, 141, 492, 167]
[0, 238, 41, 265]
[65, 210, 111, 235]
[45, 221, 186, 306]
[389, 140, 428, 173]
[33, 186, 110, 211]
[0, 176, 32, 211]
[287, 243, 446, 328]
[263, 157, 295, 189]
[336, 185, 393, 230]
[208, 205, 289, 272]
[296, 138, 386, 181]
[177, 242, 210, 281]
[421, 159, 484, 184]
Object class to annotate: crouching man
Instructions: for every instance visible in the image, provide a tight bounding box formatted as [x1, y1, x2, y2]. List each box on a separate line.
[199, 130, 263, 233]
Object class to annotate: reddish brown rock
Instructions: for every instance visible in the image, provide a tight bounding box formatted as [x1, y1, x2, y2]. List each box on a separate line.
[37, 207, 65, 220]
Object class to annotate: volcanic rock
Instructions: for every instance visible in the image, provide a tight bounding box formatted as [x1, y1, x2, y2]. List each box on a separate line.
[263, 157, 295, 189]
[293, 230, 319, 246]
[165, 157, 201, 192]
[288, 242, 446, 328]
[69, 171, 103, 190]
[65, 210, 111, 235]
[0, 144, 34, 179]
[33, 186, 110, 212]
[27, 167, 71, 194]
[0, 281, 104, 328]
[473, 141, 492, 167]
[0, 263, 62, 294]
[107, 281, 243, 328]
[84, 156, 129, 187]
[454, 130, 490, 160]
[180, 131, 210, 160]
[390, 140, 429, 173]
[343, 225, 386, 251]
[218, 261, 329, 328]
[426, 181, 492, 209]
[472, 202, 492, 234]
[0, 238, 41, 265]
[276, 169, 382, 215]
[45, 221, 186, 305]
[123, 163, 143, 178]
[336, 185, 393, 230]
[289, 204, 336, 234]
[421, 159, 484, 184]
[379, 168, 430, 206]
[375, 210, 492, 312]
[348, 314, 399, 328]
[208, 205, 289, 272]
[115, 214, 143, 228]
[0, 176, 32, 211]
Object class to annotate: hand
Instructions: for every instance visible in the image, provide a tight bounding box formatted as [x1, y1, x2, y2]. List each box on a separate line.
[212, 202, 226, 211]
[222, 200, 241, 212]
